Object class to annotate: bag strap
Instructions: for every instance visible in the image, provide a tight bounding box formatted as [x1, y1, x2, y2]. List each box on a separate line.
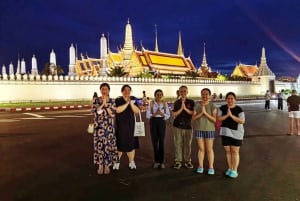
[134, 110, 142, 122]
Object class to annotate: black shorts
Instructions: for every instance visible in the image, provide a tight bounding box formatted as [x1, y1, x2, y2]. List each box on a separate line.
[221, 136, 243, 147]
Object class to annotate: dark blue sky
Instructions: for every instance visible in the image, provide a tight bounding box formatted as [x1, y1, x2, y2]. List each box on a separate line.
[1, 0, 300, 77]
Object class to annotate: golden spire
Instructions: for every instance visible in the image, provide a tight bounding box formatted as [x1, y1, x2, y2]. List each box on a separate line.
[177, 32, 184, 55]
[201, 43, 208, 68]
[123, 18, 134, 60]
[155, 24, 159, 52]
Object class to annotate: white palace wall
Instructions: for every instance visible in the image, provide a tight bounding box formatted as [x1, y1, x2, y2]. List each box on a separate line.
[0, 76, 262, 102]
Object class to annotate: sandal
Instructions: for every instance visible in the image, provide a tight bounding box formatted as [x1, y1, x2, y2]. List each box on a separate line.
[97, 166, 104, 175]
[104, 166, 110, 174]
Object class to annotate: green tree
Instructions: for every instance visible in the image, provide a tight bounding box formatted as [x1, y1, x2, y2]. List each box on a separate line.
[184, 70, 199, 78]
[41, 62, 64, 76]
[137, 70, 154, 78]
[215, 74, 228, 81]
[229, 75, 251, 81]
[106, 65, 127, 77]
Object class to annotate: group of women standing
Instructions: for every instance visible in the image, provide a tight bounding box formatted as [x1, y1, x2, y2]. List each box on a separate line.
[193, 89, 245, 178]
[91, 83, 245, 179]
[91, 83, 139, 175]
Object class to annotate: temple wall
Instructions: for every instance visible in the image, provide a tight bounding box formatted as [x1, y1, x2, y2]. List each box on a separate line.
[0, 76, 263, 102]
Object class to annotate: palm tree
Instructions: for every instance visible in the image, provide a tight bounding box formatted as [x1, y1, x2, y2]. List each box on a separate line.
[106, 65, 127, 77]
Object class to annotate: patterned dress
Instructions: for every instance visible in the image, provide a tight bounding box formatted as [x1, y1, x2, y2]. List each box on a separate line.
[92, 97, 118, 167]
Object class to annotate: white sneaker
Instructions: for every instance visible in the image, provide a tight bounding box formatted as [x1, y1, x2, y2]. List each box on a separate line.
[113, 162, 120, 170]
[129, 161, 136, 170]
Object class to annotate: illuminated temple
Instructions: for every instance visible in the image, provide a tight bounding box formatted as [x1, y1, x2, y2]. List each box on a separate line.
[72, 20, 197, 77]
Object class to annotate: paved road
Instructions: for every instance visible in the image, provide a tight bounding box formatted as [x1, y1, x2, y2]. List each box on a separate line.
[1, 100, 300, 201]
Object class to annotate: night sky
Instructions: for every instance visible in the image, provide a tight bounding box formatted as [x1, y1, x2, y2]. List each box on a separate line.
[1, 0, 300, 77]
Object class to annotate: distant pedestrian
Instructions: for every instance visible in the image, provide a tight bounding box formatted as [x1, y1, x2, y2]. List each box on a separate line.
[114, 84, 140, 170]
[286, 89, 300, 135]
[176, 90, 180, 99]
[218, 92, 245, 179]
[193, 88, 217, 175]
[212, 93, 217, 101]
[219, 93, 223, 100]
[91, 92, 98, 105]
[172, 85, 195, 169]
[146, 89, 170, 169]
[141, 90, 148, 112]
[265, 90, 271, 110]
[277, 89, 284, 110]
[91, 83, 118, 175]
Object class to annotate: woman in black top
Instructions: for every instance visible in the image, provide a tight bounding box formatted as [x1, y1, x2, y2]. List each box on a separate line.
[114, 85, 140, 170]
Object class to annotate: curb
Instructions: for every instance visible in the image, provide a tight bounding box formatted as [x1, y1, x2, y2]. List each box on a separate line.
[0, 104, 91, 113]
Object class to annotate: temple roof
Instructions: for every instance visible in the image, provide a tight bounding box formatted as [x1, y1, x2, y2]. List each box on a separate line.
[231, 63, 258, 77]
[135, 49, 196, 74]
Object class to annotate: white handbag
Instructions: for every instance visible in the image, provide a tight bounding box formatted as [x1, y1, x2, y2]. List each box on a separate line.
[87, 123, 94, 134]
[134, 110, 145, 137]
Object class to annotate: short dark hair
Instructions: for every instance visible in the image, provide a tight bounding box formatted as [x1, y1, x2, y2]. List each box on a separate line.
[121, 84, 131, 92]
[100, 83, 110, 90]
[154, 89, 163, 96]
[201, 88, 211, 95]
[225, 92, 236, 99]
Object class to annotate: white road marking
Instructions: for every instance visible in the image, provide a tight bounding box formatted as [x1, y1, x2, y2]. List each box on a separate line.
[53, 115, 85, 118]
[0, 119, 20, 122]
[23, 113, 45, 118]
[18, 118, 55, 120]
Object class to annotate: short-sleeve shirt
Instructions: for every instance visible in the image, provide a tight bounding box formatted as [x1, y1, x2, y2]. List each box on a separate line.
[173, 98, 195, 129]
[115, 96, 139, 152]
[287, 95, 300, 111]
[218, 105, 245, 140]
[193, 101, 216, 131]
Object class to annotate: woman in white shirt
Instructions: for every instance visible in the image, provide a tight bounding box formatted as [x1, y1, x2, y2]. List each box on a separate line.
[146, 89, 170, 169]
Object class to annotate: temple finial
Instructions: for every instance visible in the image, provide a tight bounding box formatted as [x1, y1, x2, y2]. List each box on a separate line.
[155, 24, 159, 52]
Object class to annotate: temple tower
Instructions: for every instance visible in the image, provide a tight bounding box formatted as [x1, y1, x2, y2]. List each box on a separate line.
[154, 24, 159, 52]
[50, 49, 56, 65]
[123, 19, 134, 60]
[31, 54, 38, 76]
[177, 32, 184, 56]
[21, 58, 26, 74]
[2, 65, 7, 75]
[253, 47, 275, 93]
[9, 62, 14, 75]
[100, 33, 108, 59]
[49, 49, 57, 75]
[198, 43, 210, 76]
[68, 44, 76, 76]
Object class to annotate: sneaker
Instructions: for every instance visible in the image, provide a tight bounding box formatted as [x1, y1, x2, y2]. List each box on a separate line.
[196, 167, 204, 174]
[228, 170, 238, 178]
[153, 163, 160, 169]
[129, 161, 136, 170]
[184, 162, 194, 169]
[207, 168, 215, 175]
[225, 168, 232, 176]
[173, 162, 182, 169]
[160, 163, 166, 169]
[113, 162, 120, 170]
